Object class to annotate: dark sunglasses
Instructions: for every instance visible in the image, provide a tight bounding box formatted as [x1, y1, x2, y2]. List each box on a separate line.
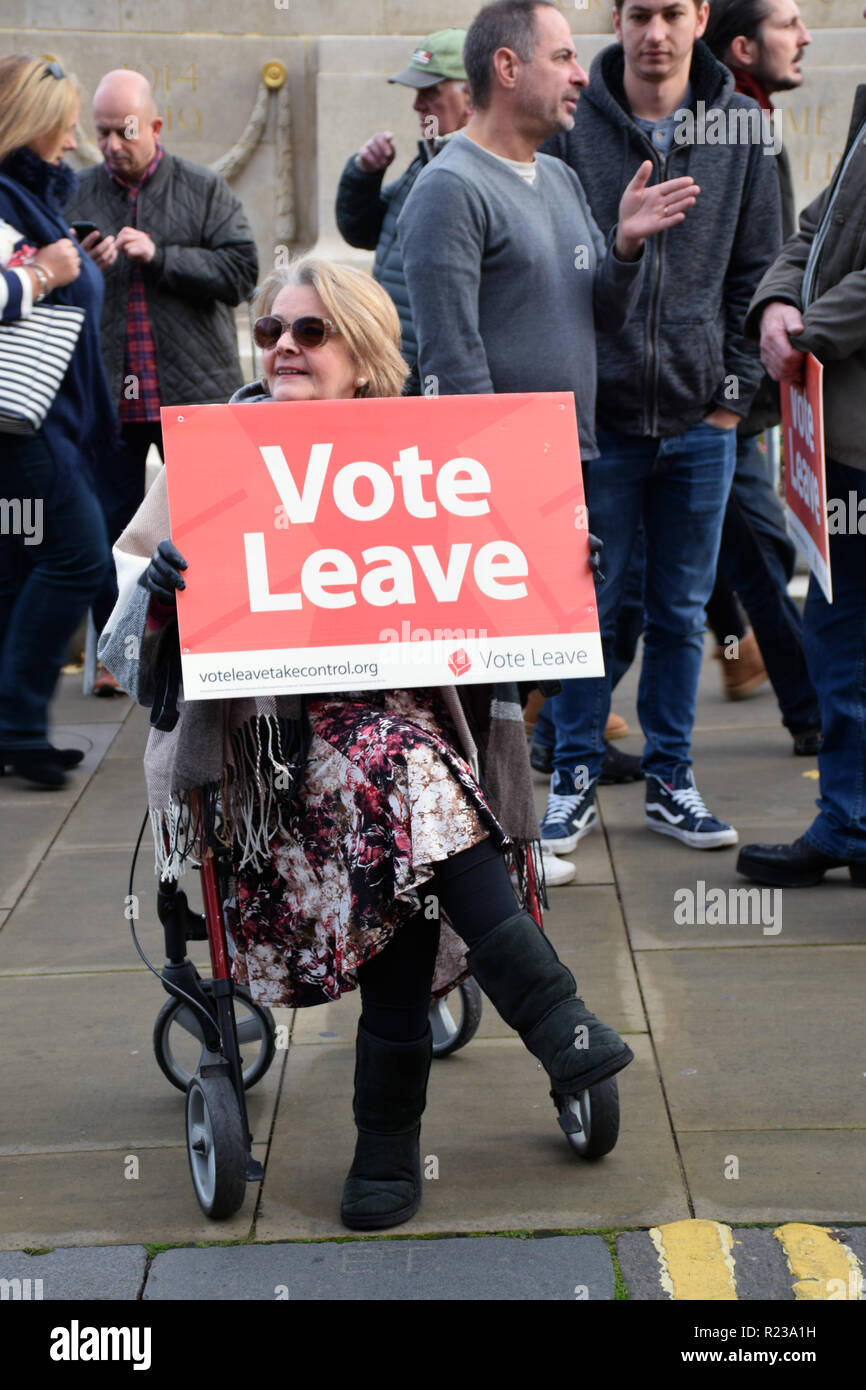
[252, 315, 339, 351]
[41, 61, 65, 80]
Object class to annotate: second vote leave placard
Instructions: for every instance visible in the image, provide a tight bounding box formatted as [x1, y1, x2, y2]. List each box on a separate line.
[782, 353, 832, 603]
[161, 392, 601, 700]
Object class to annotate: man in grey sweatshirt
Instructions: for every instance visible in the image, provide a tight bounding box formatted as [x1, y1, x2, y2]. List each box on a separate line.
[398, 3, 700, 880]
[399, 0, 697, 463]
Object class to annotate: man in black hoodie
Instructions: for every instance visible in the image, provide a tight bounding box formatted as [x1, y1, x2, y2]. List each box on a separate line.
[538, 0, 781, 857]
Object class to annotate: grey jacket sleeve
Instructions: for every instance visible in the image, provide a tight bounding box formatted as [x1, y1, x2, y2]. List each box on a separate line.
[714, 143, 782, 415]
[746, 184, 866, 362]
[567, 172, 645, 331]
[398, 169, 496, 396]
[145, 176, 259, 307]
[97, 584, 178, 709]
[593, 233, 645, 332]
[744, 190, 821, 343]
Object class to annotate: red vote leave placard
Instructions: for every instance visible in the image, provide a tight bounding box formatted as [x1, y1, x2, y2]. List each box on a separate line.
[782, 353, 832, 603]
[161, 392, 601, 699]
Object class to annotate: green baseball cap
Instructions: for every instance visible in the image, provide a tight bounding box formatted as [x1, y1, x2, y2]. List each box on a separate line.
[388, 29, 467, 89]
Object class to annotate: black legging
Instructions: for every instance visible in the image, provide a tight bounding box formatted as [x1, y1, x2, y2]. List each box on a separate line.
[357, 837, 518, 1043]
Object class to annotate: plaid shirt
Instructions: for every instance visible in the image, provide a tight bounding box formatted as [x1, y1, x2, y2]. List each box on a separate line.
[106, 145, 163, 422]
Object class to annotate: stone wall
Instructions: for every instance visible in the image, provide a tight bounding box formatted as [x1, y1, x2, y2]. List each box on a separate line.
[2, 0, 864, 274]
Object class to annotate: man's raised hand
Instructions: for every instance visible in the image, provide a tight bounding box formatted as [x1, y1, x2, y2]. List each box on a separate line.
[615, 160, 699, 261]
[356, 132, 396, 173]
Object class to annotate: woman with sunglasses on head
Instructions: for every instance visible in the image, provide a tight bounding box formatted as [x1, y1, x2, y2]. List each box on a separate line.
[0, 56, 117, 788]
[99, 254, 633, 1230]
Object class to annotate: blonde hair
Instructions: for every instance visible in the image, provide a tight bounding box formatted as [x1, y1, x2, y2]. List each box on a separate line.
[0, 56, 80, 166]
[254, 255, 409, 399]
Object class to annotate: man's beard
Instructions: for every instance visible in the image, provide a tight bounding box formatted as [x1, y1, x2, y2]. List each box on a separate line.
[757, 41, 805, 93]
[521, 88, 575, 137]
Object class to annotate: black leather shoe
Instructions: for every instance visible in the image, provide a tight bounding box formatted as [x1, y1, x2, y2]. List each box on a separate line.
[737, 834, 866, 887]
[792, 728, 822, 757]
[529, 741, 553, 775]
[1, 745, 84, 770]
[1, 749, 68, 788]
[599, 741, 644, 784]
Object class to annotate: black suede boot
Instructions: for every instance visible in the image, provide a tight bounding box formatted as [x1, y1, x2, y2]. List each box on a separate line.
[340, 1022, 432, 1231]
[467, 911, 633, 1095]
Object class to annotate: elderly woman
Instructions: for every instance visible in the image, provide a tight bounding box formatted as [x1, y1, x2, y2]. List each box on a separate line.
[100, 255, 632, 1230]
[0, 56, 116, 786]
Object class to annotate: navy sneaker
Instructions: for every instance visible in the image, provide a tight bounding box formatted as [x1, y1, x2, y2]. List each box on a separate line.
[540, 770, 598, 855]
[645, 767, 738, 848]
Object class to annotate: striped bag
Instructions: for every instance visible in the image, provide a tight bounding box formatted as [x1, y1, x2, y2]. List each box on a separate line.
[0, 302, 85, 434]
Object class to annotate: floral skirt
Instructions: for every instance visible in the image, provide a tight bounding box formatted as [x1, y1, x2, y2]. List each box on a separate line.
[227, 689, 508, 1008]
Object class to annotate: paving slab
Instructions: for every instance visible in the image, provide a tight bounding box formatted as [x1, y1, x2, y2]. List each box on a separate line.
[0, 1245, 147, 1300]
[0, 800, 72, 911]
[603, 821, 866, 951]
[0, 1146, 263, 1249]
[0, 972, 283, 1155]
[143, 1234, 615, 1301]
[53, 758, 152, 851]
[635, 945, 866, 1130]
[49, 674, 134, 728]
[257, 1034, 688, 1241]
[0, 847, 161, 972]
[616, 1228, 796, 1301]
[102, 708, 151, 762]
[680, 1132, 866, 1224]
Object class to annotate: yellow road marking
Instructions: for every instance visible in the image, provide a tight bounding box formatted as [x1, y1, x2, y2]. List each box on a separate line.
[774, 1223, 863, 1300]
[802, 769, 820, 779]
[650, 1219, 737, 1300]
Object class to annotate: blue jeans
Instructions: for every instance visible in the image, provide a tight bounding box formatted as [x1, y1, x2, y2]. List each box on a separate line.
[714, 434, 819, 733]
[0, 433, 111, 747]
[802, 458, 866, 860]
[534, 526, 646, 752]
[548, 421, 737, 783]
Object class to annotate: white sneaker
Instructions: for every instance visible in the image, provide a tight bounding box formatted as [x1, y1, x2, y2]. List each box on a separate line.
[541, 851, 576, 886]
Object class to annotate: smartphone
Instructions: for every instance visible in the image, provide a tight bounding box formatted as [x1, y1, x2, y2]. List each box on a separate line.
[70, 221, 100, 242]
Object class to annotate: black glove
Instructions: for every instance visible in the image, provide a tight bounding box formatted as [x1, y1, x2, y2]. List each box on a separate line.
[588, 532, 604, 585]
[139, 539, 188, 606]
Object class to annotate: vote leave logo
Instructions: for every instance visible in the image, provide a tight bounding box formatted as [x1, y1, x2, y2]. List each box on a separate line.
[448, 648, 471, 677]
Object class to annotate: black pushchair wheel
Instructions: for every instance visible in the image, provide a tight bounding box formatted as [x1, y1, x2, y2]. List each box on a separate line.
[185, 1073, 247, 1219]
[429, 976, 483, 1057]
[153, 980, 276, 1092]
[556, 1076, 621, 1159]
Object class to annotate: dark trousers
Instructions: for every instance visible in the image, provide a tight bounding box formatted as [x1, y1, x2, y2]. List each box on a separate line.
[708, 435, 819, 734]
[92, 421, 163, 632]
[0, 434, 111, 746]
[357, 838, 518, 1042]
[802, 459, 866, 859]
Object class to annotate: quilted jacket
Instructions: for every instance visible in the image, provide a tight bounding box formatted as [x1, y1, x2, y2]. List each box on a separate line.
[335, 134, 456, 392]
[67, 151, 258, 408]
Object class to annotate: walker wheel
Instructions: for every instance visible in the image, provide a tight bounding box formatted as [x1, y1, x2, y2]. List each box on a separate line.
[185, 1073, 247, 1219]
[557, 1076, 620, 1158]
[153, 981, 276, 1092]
[430, 976, 483, 1057]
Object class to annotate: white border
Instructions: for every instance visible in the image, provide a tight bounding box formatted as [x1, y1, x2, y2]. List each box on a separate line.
[181, 631, 604, 700]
